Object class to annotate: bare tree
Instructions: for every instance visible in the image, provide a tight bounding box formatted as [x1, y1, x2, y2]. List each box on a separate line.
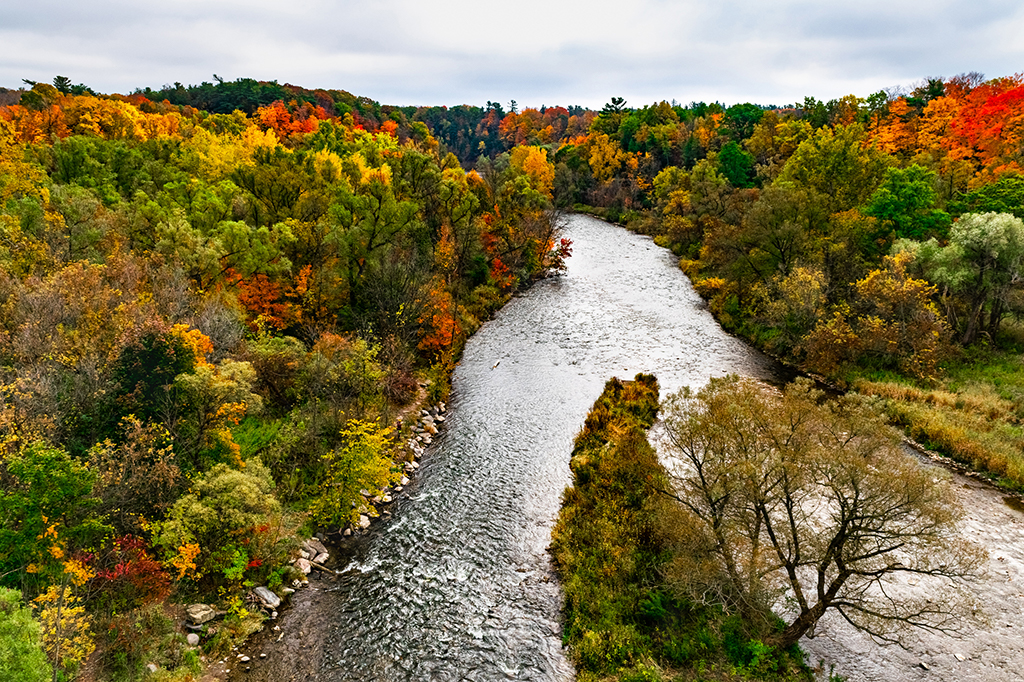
[658, 376, 984, 649]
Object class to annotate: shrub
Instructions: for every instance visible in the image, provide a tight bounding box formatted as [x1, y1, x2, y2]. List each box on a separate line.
[0, 587, 51, 682]
[153, 459, 284, 587]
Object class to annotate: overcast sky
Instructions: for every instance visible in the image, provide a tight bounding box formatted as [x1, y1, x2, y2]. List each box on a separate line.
[2, 0, 1023, 110]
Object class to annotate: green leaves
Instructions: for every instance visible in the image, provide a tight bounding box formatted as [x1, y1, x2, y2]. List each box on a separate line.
[0, 443, 110, 587]
[307, 419, 399, 528]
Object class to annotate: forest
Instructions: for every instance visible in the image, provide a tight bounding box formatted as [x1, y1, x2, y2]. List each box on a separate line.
[1, 71, 1023, 680]
[0, 77, 568, 681]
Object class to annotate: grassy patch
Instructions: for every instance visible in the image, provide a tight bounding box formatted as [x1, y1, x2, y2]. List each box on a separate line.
[853, 344, 1024, 489]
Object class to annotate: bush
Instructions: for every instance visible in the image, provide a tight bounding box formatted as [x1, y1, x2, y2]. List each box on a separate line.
[153, 459, 285, 588]
[0, 587, 51, 682]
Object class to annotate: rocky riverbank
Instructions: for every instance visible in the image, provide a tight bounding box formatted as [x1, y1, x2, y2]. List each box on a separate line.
[190, 399, 449, 682]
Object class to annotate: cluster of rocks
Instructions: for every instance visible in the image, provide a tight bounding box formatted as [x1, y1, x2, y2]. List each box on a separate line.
[340, 401, 446, 536]
[290, 535, 331, 576]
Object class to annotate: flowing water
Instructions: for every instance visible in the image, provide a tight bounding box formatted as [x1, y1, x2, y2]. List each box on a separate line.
[314, 214, 783, 681]
[246, 214, 1024, 681]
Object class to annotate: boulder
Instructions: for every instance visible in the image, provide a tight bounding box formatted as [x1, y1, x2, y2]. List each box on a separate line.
[305, 538, 329, 556]
[252, 586, 281, 609]
[295, 558, 312, 575]
[358, 514, 371, 529]
[186, 603, 218, 625]
[186, 633, 200, 647]
[313, 552, 329, 564]
[401, 476, 410, 486]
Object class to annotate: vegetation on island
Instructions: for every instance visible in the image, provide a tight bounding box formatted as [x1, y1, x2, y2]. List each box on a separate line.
[553, 374, 981, 681]
[530, 74, 1024, 493]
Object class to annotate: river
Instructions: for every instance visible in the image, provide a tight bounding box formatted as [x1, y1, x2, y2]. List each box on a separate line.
[237, 214, 1024, 681]
[306, 214, 782, 681]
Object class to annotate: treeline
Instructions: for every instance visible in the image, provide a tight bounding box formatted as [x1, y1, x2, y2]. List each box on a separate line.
[0, 78, 567, 680]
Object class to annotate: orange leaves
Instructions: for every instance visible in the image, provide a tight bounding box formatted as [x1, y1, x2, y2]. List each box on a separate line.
[232, 272, 292, 330]
[256, 100, 328, 141]
[866, 75, 1024, 182]
[171, 542, 201, 580]
[417, 279, 460, 357]
[871, 98, 917, 157]
[509, 145, 555, 199]
[170, 324, 214, 367]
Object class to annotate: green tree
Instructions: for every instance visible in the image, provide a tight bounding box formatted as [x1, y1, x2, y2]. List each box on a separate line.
[778, 123, 892, 212]
[717, 141, 756, 188]
[864, 164, 951, 240]
[0, 444, 109, 589]
[909, 211, 1024, 343]
[949, 174, 1024, 220]
[154, 459, 282, 583]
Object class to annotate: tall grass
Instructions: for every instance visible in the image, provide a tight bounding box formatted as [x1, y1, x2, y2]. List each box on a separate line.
[855, 376, 1024, 488]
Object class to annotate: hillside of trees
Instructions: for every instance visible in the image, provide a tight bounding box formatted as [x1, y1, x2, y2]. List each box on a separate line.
[548, 74, 1024, 493]
[0, 77, 568, 680]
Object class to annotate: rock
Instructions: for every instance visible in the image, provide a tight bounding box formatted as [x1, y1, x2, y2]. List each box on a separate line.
[401, 476, 410, 486]
[315, 532, 325, 542]
[954, 653, 966, 661]
[918, 661, 930, 670]
[270, 610, 277, 619]
[298, 549, 310, 560]
[344, 528, 352, 536]
[395, 486, 404, 492]
[313, 552, 329, 564]
[410, 460, 420, 469]
[425, 424, 438, 435]
[358, 514, 371, 529]
[187, 633, 200, 646]
[305, 538, 329, 556]
[260, 653, 267, 658]
[296, 558, 312, 575]
[360, 489, 371, 497]
[435, 415, 445, 422]
[240, 655, 251, 663]
[147, 663, 158, 673]
[186, 603, 218, 625]
[281, 587, 295, 596]
[381, 495, 392, 504]
[252, 586, 281, 609]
